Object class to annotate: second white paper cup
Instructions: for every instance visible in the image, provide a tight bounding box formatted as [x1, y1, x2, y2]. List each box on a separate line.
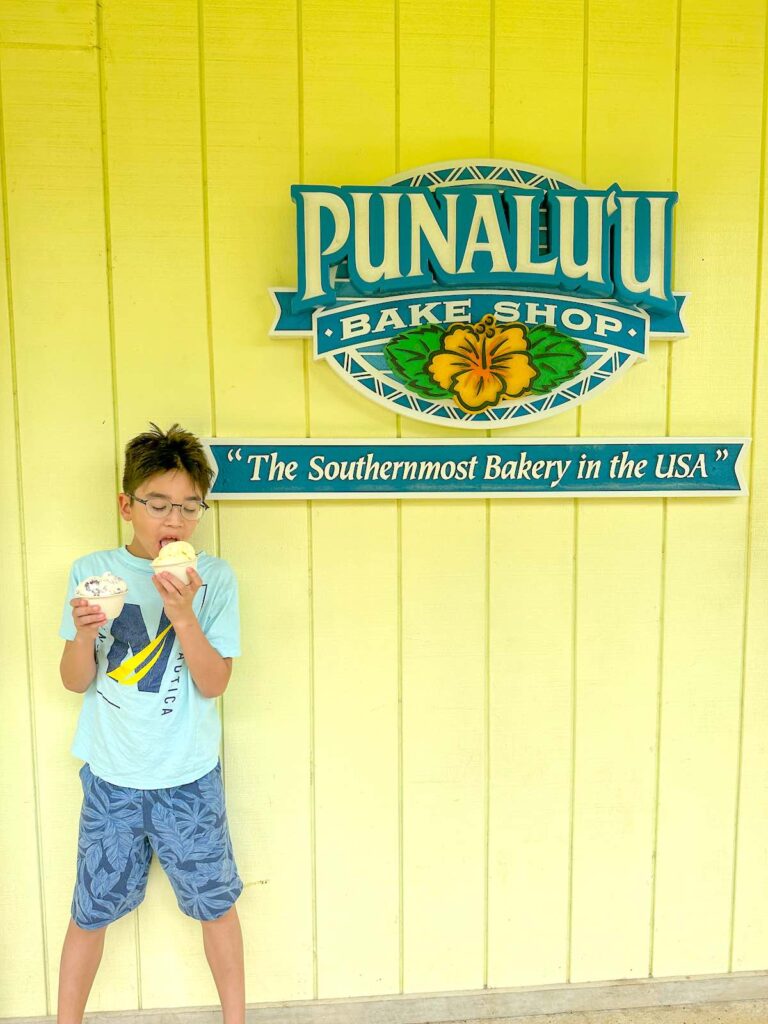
[153, 557, 198, 584]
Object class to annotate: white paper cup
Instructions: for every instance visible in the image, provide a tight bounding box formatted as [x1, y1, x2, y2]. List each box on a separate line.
[153, 556, 197, 584]
[85, 591, 126, 620]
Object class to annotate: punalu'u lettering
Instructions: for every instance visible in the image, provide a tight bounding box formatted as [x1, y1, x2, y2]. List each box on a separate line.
[291, 184, 677, 315]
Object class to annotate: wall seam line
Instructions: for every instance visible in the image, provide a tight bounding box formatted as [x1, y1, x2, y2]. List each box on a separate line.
[649, 0, 682, 977]
[296, 0, 317, 999]
[393, 0, 404, 991]
[566, 494, 579, 985]
[94, 4, 121, 541]
[305, 486, 318, 1001]
[394, 0, 400, 175]
[487, 4, 499, 987]
[94, 0, 121, 600]
[198, 0, 229, 806]
[567, 0, 589, 983]
[197, 0, 217, 446]
[196, 0, 226, 784]
[483, 497, 491, 990]
[489, 0, 495, 158]
[396, 495, 404, 994]
[0, 37, 52, 1018]
[95, 0, 139, 999]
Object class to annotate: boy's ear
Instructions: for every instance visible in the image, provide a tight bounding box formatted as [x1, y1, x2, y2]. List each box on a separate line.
[117, 493, 133, 521]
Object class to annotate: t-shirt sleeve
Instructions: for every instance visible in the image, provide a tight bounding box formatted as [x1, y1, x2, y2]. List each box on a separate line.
[202, 561, 241, 658]
[59, 560, 81, 641]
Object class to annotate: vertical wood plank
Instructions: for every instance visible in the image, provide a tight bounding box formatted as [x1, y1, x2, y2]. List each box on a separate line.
[733, 17, 768, 968]
[301, 0, 401, 997]
[398, 0, 490, 992]
[99, 0, 217, 1006]
[653, 0, 764, 976]
[203, 0, 315, 1002]
[0, 54, 47, 1017]
[0, 46, 125, 1010]
[487, 0, 583, 986]
[301, 0, 399, 439]
[570, 0, 677, 983]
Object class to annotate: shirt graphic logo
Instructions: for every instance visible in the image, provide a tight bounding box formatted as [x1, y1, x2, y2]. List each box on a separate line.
[106, 605, 176, 691]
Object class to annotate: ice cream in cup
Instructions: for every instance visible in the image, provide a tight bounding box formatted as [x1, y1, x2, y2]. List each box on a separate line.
[75, 572, 128, 620]
[151, 540, 198, 584]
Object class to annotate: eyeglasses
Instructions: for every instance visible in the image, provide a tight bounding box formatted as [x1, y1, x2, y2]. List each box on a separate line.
[128, 493, 209, 521]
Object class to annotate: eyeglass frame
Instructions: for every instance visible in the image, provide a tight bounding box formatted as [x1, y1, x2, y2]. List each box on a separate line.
[127, 492, 210, 521]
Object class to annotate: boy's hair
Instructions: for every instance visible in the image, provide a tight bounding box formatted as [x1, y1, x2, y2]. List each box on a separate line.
[122, 422, 214, 498]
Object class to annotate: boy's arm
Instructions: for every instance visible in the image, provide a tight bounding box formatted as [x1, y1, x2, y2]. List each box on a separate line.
[173, 618, 233, 698]
[153, 568, 234, 699]
[60, 598, 105, 692]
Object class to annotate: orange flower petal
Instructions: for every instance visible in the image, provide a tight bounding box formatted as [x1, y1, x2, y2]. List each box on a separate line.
[453, 369, 506, 411]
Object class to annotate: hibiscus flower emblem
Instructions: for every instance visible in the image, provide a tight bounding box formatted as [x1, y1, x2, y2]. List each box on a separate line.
[427, 315, 538, 413]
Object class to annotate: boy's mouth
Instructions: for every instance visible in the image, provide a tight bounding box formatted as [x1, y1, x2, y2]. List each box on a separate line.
[159, 536, 180, 548]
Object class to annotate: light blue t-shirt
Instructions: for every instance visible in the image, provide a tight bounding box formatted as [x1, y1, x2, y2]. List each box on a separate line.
[59, 546, 240, 789]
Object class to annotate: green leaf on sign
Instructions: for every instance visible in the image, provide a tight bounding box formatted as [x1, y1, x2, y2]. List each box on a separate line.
[385, 326, 454, 400]
[527, 324, 587, 395]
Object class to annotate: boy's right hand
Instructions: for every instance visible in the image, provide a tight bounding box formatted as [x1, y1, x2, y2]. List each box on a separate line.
[70, 598, 106, 640]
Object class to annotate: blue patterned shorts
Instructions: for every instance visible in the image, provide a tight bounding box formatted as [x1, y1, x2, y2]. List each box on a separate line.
[72, 762, 243, 930]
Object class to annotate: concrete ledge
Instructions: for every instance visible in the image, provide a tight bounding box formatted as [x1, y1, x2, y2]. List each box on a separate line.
[9, 971, 768, 1024]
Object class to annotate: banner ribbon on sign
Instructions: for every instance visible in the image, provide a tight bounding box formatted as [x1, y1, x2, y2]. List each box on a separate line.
[201, 438, 747, 500]
[270, 288, 688, 343]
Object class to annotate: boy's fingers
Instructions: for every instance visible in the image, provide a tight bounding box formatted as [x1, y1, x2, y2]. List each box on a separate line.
[156, 572, 187, 595]
[161, 573, 181, 593]
[71, 598, 105, 626]
[153, 576, 177, 598]
[75, 610, 105, 626]
[77, 610, 105, 623]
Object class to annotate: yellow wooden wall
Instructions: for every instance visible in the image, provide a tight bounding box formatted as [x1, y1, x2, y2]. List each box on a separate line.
[1, 0, 767, 1015]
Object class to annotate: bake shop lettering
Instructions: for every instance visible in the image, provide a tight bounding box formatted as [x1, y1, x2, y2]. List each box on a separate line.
[270, 159, 687, 429]
[336, 299, 626, 345]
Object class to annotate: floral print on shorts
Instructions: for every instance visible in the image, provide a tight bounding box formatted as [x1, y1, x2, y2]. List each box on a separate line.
[72, 761, 243, 929]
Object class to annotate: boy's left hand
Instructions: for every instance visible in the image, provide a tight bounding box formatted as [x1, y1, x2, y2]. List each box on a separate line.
[152, 567, 203, 628]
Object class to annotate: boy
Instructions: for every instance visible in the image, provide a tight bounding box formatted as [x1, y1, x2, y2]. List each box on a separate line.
[58, 423, 245, 1023]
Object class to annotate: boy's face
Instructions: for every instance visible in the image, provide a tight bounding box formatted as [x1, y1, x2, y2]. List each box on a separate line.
[118, 469, 204, 560]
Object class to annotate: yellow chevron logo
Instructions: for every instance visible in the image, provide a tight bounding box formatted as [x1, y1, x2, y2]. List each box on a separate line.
[107, 625, 174, 686]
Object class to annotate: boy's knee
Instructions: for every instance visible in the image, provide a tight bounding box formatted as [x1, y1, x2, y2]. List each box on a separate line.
[70, 917, 108, 936]
[198, 903, 238, 928]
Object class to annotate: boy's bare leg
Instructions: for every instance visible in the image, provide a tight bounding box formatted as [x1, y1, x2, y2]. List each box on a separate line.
[201, 904, 245, 1022]
[57, 918, 107, 1023]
